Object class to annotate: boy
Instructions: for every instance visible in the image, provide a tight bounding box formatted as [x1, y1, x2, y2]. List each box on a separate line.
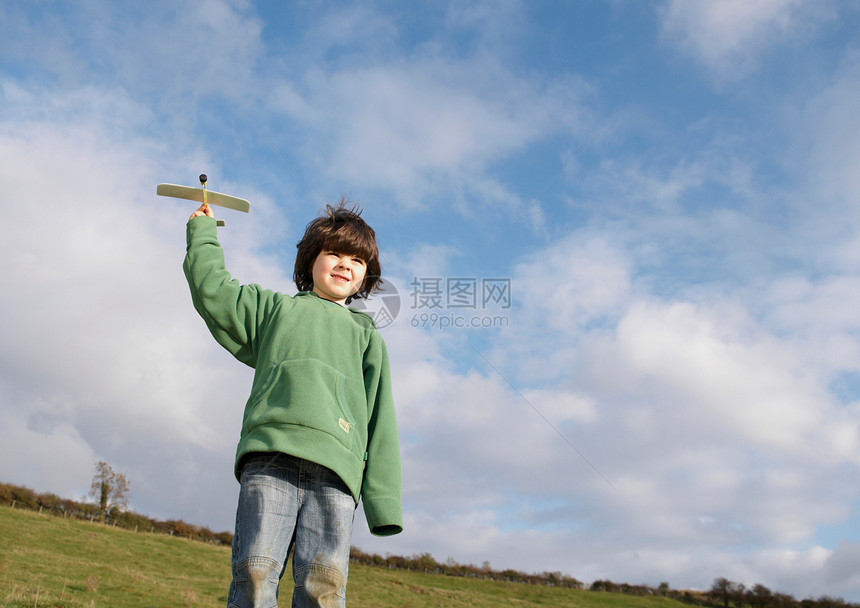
[184, 199, 402, 608]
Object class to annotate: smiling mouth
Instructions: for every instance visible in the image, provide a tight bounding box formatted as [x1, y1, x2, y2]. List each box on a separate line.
[332, 274, 350, 283]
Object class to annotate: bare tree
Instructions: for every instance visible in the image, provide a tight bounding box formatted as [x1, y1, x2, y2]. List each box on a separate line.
[88, 461, 129, 524]
[711, 578, 734, 608]
[711, 578, 748, 608]
[748, 583, 774, 608]
[732, 582, 748, 607]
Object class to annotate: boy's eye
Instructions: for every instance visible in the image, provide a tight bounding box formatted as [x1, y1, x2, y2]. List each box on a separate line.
[325, 251, 365, 265]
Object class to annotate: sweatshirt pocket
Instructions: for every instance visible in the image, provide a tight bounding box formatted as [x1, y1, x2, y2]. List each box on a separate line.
[242, 358, 359, 451]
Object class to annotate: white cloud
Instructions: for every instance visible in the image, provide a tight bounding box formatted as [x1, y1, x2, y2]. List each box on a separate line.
[373, 219, 860, 589]
[0, 390, 97, 500]
[355, 86, 860, 586]
[0, 1, 264, 102]
[794, 50, 860, 233]
[659, 0, 834, 81]
[763, 276, 860, 351]
[0, 79, 274, 525]
[591, 298, 860, 463]
[291, 2, 399, 61]
[514, 234, 631, 331]
[747, 544, 860, 602]
[267, 54, 592, 208]
[481, 233, 631, 383]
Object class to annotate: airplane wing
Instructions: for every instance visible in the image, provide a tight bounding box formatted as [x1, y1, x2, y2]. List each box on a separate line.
[156, 183, 250, 213]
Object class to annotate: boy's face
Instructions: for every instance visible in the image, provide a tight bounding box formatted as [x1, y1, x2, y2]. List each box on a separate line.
[311, 250, 367, 304]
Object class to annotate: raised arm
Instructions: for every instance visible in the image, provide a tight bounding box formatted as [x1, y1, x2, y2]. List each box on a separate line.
[183, 215, 275, 368]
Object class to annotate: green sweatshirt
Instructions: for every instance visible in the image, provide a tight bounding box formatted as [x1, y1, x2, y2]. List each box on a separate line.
[183, 217, 402, 536]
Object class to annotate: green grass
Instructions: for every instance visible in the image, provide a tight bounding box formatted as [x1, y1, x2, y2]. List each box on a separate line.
[0, 504, 231, 607]
[0, 504, 695, 607]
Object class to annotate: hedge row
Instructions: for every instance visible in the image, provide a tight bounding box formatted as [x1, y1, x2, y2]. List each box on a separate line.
[0, 482, 232, 545]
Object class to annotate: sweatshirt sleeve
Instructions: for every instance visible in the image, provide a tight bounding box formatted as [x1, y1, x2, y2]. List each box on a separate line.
[360, 333, 403, 536]
[183, 216, 275, 368]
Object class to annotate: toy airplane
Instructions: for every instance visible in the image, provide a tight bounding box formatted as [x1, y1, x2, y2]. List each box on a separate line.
[157, 174, 250, 227]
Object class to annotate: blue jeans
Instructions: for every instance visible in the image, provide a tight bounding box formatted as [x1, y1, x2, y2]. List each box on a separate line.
[227, 453, 356, 608]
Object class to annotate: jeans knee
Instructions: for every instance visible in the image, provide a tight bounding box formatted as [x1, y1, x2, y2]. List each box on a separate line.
[294, 563, 347, 608]
[229, 557, 282, 608]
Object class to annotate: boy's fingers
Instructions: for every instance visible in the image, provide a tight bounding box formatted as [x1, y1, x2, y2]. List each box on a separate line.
[189, 203, 214, 220]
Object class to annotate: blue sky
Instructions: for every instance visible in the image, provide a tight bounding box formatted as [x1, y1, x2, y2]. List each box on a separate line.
[3, 0, 860, 600]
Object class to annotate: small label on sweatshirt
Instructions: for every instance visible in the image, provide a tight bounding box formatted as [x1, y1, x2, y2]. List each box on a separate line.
[339, 418, 351, 433]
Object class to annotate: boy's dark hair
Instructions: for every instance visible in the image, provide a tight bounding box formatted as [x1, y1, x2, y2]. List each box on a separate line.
[294, 196, 382, 302]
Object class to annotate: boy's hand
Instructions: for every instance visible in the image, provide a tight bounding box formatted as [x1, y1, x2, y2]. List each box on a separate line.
[189, 203, 214, 220]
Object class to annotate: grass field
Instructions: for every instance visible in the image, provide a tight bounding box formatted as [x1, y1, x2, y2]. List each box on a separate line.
[0, 504, 695, 607]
